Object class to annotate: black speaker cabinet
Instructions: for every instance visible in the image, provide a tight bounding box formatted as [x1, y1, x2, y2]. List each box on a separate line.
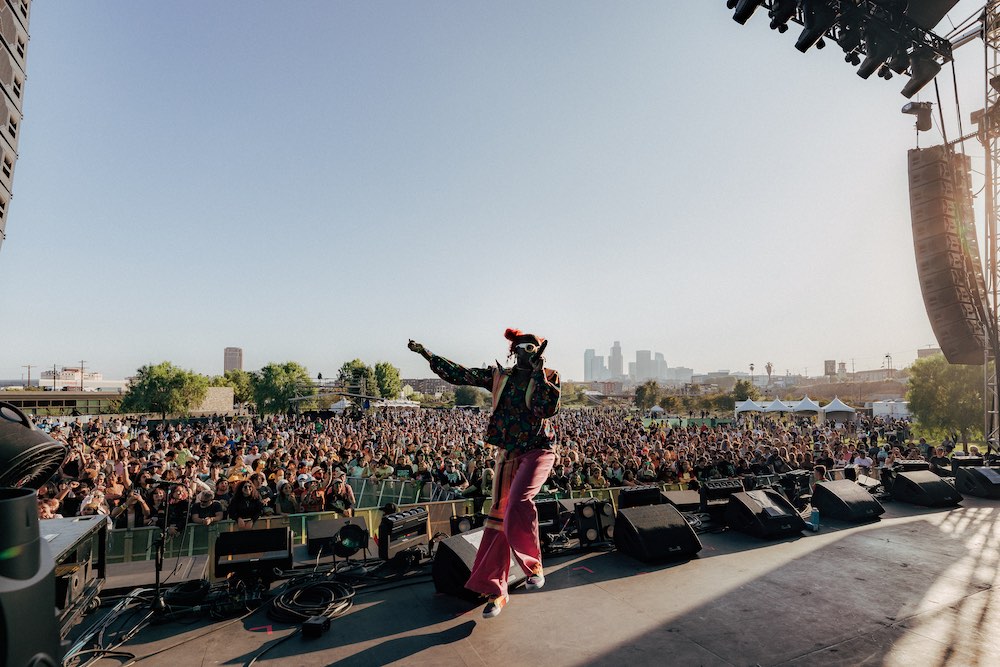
[700, 477, 743, 511]
[574, 498, 615, 546]
[954, 467, 1000, 499]
[0, 488, 62, 667]
[725, 490, 806, 539]
[662, 489, 701, 512]
[432, 527, 526, 601]
[617, 485, 664, 509]
[812, 480, 885, 523]
[614, 504, 702, 563]
[306, 516, 369, 557]
[892, 470, 962, 507]
[378, 507, 429, 561]
[894, 459, 931, 472]
[951, 456, 985, 475]
[214, 526, 292, 579]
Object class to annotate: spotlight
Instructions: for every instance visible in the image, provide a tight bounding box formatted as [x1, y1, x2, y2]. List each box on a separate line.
[902, 101, 933, 132]
[887, 49, 910, 75]
[769, 0, 797, 33]
[796, 0, 838, 53]
[845, 51, 861, 66]
[857, 29, 896, 79]
[879, 64, 893, 80]
[732, 0, 763, 25]
[901, 50, 942, 99]
[332, 522, 368, 558]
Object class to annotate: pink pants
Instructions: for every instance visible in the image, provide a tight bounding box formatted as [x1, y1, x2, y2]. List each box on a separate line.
[465, 448, 556, 599]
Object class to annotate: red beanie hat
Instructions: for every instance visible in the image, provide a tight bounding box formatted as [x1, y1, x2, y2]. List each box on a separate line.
[504, 328, 544, 350]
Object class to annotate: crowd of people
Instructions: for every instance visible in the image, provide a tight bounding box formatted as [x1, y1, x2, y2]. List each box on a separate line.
[33, 406, 951, 530]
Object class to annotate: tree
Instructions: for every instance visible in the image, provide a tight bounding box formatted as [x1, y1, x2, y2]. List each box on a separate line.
[732, 379, 760, 402]
[252, 362, 313, 414]
[374, 362, 403, 399]
[907, 355, 983, 443]
[454, 385, 490, 407]
[338, 359, 378, 397]
[210, 369, 254, 406]
[121, 362, 209, 419]
[634, 380, 661, 411]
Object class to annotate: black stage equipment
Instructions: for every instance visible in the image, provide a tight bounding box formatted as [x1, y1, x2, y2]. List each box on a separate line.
[213, 527, 292, 582]
[617, 485, 665, 509]
[0, 402, 68, 489]
[700, 477, 744, 512]
[891, 470, 962, 507]
[725, 489, 806, 539]
[811, 480, 885, 523]
[662, 489, 702, 513]
[894, 459, 932, 472]
[953, 467, 1000, 499]
[0, 487, 62, 667]
[449, 513, 486, 536]
[951, 456, 985, 475]
[614, 504, 703, 563]
[306, 516, 369, 559]
[574, 498, 615, 547]
[45, 515, 107, 637]
[908, 145, 986, 365]
[432, 527, 526, 601]
[378, 507, 429, 561]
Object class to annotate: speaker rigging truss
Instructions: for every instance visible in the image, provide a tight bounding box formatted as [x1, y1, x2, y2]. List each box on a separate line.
[726, 0, 954, 97]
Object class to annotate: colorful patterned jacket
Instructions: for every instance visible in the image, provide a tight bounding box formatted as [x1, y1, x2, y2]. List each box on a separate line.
[428, 354, 560, 453]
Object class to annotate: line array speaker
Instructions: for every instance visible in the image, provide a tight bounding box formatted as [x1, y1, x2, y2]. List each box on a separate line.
[908, 145, 987, 365]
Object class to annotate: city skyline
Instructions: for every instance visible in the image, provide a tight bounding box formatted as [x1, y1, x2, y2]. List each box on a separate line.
[0, 3, 985, 386]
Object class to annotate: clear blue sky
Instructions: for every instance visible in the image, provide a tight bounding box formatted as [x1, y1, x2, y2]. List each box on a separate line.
[0, 1, 989, 383]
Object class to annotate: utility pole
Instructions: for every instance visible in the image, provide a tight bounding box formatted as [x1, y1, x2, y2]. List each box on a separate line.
[22, 364, 33, 388]
[52, 364, 57, 390]
[79, 360, 86, 391]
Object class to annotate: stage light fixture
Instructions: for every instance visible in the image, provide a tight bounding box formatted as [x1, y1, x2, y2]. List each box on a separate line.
[901, 50, 942, 99]
[887, 49, 910, 75]
[857, 29, 896, 80]
[879, 64, 893, 79]
[844, 51, 861, 66]
[333, 522, 367, 558]
[732, 0, 764, 25]
[902, 101, 933, 132]
[768, 0, 797, 33]
[796, 0, 838, 53]
[990, 75, 1000, 93]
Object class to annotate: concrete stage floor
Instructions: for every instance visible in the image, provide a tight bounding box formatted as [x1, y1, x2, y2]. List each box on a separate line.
[90, 496, 1000, 667]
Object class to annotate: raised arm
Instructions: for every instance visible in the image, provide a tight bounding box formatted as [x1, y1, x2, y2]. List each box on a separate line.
[408, 340, 492, 389]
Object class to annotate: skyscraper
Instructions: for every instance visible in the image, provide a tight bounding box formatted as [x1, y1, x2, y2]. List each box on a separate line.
[584, 349, 595, 382]
[636, 350, 653, 381]
[224, 347, 243, 373]
[610, 341, 623, 378]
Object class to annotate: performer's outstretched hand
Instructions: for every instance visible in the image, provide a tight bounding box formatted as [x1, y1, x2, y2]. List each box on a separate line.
[408, 340, 431, 360]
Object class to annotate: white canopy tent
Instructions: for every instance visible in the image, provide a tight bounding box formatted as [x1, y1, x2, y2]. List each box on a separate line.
[763, 399, 791, 413]
[735, 399, 763, 414]
[792, 396, 821, 413]
[822, 397, 856, 421]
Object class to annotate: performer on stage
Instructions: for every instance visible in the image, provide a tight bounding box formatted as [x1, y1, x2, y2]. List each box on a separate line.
[408, 329, 560, 618]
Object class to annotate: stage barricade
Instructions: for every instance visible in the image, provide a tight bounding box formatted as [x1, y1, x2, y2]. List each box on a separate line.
[102, 480, 693, 564]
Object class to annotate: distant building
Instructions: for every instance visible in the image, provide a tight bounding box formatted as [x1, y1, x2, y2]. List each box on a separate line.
[40, 367, 103, 383]
[584, 349, 595, 382]
[403, 378, 451, 397]
[609, 341, 624, 378]
[224, 347, 243, 373]
[917, 347, 943, 359]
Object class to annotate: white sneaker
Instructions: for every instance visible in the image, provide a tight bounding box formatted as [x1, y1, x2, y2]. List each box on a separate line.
[482, 595, 508, 618]
[525, 573, 545, 590]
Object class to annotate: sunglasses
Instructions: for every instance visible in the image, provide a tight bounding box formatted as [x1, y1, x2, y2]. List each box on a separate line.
[515, 343, 539, 353]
